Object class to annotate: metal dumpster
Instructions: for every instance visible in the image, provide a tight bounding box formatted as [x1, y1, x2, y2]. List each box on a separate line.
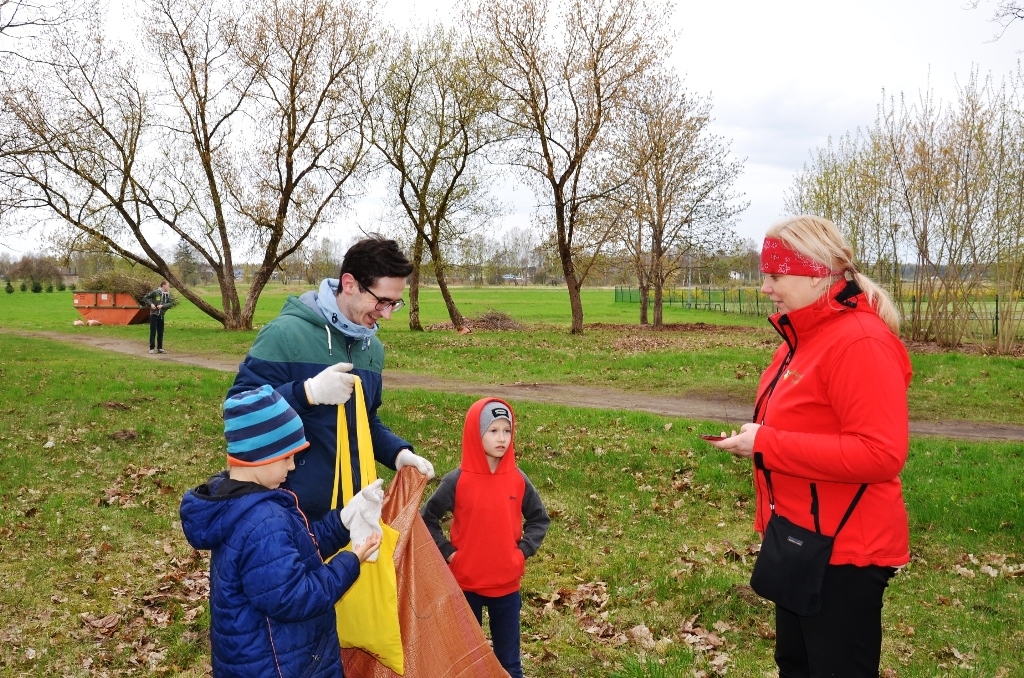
[73, 291, 151, 325]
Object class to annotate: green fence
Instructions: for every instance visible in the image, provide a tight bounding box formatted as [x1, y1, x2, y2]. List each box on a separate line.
[614, 286, 768, 316]
[614, 286, 1024, 342]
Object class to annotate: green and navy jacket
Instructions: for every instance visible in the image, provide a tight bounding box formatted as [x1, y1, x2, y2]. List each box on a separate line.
[229, 293, 411, 521]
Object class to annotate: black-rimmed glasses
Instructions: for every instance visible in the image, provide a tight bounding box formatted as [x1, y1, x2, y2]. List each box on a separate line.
[359, 283, 405, 312]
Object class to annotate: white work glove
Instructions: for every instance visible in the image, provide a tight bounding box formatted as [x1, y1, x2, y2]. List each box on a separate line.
[395, 449, 435, 480]
[304, 363, 355, 406]
[339, 479, 384, 562]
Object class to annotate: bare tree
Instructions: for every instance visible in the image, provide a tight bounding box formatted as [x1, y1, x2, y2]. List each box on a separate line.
[0, 0, 374, 329]
[366, 24, 502, 331]
[468, 0, 666, 334]
[609, 70, 745, 327]
[970, 0, 1024, 37]
[0, 0, 83, 47]
[790, 72, 1024, 353]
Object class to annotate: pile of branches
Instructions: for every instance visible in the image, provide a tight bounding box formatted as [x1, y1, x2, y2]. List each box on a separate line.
[79, 272, 164, 305]
[427, 310, 523, 332]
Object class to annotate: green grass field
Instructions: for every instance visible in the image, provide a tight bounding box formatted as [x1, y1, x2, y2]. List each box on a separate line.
[1, 285, 1023, 676]
[3, 285, 1024, 424]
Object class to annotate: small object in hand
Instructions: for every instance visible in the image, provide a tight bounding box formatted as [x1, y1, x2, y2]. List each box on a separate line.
[700, 434, 727, 442]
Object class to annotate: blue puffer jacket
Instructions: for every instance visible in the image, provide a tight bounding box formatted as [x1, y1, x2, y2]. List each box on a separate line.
[180, 473, 360, 677]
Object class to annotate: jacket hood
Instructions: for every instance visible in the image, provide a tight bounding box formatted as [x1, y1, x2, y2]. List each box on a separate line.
[461, 397, 517, 475]
[179, 473, 290, 551]
[283, 292, 329, 325]
[279, 293, 348, 354]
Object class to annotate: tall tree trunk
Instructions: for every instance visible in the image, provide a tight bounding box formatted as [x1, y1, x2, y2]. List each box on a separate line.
[652, 236, 665, 329]
[566, 273, 584, 335]
[652, 279, 664, 328]
[408, 232, 425, 331]
[429, 239, 466, 331]
[639, 283, 649, 325]
[555, 202, 585, 334]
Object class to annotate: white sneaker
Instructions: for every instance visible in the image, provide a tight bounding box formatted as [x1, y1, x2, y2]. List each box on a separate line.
[149, 349, 155, 354]
[157, 349, 165, 353]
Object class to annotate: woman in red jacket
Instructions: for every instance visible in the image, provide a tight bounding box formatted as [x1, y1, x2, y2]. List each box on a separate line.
[709, 215, 911, 677]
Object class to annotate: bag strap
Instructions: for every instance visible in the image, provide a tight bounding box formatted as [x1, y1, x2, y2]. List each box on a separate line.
[833, 482, 868, 538]
[755, 453, 867, 537]
[331, 376, 377, 509]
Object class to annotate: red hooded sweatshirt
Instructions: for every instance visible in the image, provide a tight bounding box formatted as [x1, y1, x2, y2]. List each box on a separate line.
[421, 398, 550, 597]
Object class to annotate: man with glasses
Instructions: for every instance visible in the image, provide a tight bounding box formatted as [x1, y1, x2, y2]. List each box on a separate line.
[228, 235, 435, 522]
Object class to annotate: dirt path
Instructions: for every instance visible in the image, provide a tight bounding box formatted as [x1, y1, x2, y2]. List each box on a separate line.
[8, 328, 1024, 442]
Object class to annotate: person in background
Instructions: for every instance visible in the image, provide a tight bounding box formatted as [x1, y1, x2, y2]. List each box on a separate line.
[708, 215, 911, 677]
[144, 280, 174, 353]
[180, 385, 382, 678]
[421, 398, 550, 678]
[228, 235, 434, 522]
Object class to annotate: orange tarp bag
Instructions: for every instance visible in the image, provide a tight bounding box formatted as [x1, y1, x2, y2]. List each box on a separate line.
[342, 467, 510, 678]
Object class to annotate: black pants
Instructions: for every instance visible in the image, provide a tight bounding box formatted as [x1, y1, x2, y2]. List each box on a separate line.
[463, 590, 523, 678]
[775, 564, 896, 678]
[149, 314, 165, 350]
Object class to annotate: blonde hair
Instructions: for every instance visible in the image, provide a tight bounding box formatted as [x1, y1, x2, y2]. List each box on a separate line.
[766, 215, 901, 334]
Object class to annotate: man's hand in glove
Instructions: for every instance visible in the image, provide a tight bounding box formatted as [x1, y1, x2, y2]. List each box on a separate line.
[304, 362, 355, 405]
[340, 479, 384, 562]
[395, 449, 435, 479]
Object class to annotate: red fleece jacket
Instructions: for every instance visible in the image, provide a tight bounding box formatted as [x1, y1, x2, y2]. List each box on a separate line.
[752, 280, 912, 567]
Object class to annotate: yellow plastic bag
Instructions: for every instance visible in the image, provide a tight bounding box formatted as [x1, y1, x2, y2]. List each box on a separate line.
[330, 377, 404, 675]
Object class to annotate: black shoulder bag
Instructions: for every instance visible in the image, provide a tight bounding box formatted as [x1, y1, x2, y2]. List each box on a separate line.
[749, 458, 867, 616]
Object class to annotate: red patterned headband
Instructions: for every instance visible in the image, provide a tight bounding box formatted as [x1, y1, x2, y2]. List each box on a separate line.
[760, 237, 837, 277]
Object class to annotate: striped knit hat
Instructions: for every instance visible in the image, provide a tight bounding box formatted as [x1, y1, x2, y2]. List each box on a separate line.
[223, 385, 309, 466]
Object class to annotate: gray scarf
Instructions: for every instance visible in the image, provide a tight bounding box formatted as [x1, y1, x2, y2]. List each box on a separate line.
[315, 278, 378, 349]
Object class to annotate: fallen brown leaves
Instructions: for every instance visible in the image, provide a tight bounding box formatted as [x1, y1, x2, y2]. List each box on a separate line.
[953, 552, 1024, 579]
[99, 465, 174, 507]
[110, 429, 139, 441]
[679, 615, 731, 676]
[80, 612, 121, 637]
[539, 582, 734, 674]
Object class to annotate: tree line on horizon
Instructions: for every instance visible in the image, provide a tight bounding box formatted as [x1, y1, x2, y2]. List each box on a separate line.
[0, 0, 746, 334]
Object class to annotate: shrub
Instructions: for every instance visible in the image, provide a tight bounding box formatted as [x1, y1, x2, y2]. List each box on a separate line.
[31, 280, 43, 293]
[57, 280, 66, 292]
[68, 283, 76, 291]
[4, 281, 13, 294]
[45, 283, 53, 293]
[79, 272, 163, 304]
[20, 281, 27, 292]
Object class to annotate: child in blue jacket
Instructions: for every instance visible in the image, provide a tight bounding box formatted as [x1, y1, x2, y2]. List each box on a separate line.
[180, 385, 381, 678]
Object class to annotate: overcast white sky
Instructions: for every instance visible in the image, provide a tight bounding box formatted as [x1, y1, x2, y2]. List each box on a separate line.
[370, 0, 1024, 245]
[3, 0, 1022, 256]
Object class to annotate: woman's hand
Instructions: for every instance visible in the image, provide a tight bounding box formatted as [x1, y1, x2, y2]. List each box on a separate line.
[706, 423, 761, 459]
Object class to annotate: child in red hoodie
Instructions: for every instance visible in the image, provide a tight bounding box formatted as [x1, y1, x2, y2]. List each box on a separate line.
[421, 398, 550, 678]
